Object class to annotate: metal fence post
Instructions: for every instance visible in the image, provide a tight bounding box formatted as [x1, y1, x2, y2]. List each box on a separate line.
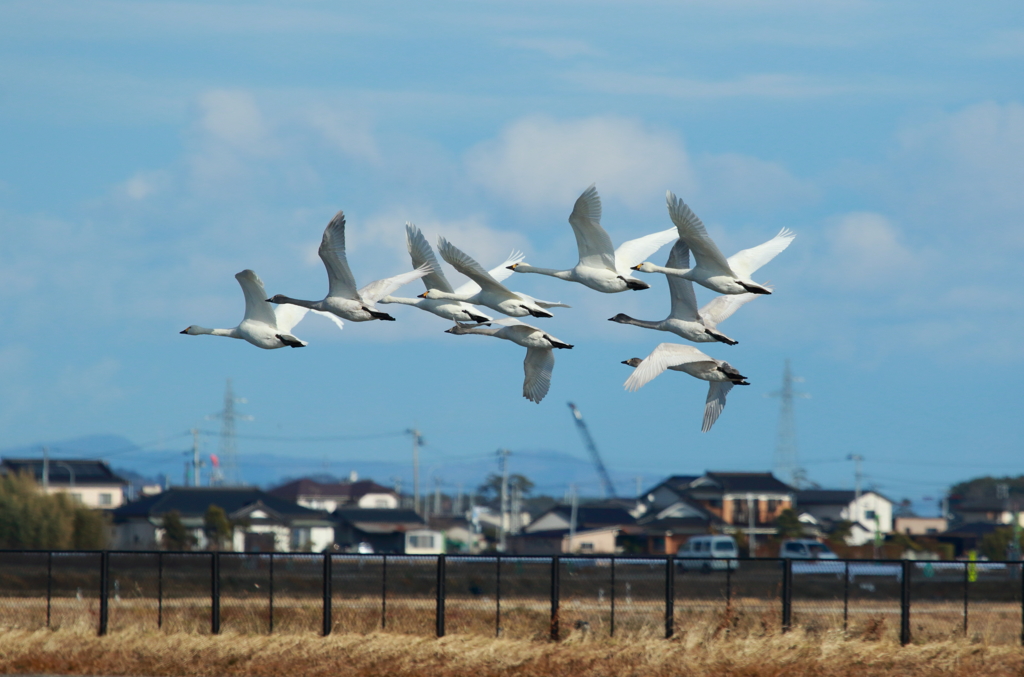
[725, 560, 732, 608]
[381, 554, 387, 630]
[322, 552, 332, 637]
[495, 555, 502, 638]
[665, 556, 675, 639]
[609, 557, 616, 637]
[550, 556, 560, 641]
[900, 560, 911, 646]
[268, 553, 274, 635]
[157, 552, 163, 630]
[436, 555, 446, 638]
[842, 560, 849, 632]
[781, 558, 792, 632]
[46, 551, 52, 629]
[98, 551, 109, 636]
[211, 552, 220, 635]
[963, 559, 968, 637]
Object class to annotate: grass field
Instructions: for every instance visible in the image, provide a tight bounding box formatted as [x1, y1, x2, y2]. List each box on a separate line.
[0, 625, 1023, 677]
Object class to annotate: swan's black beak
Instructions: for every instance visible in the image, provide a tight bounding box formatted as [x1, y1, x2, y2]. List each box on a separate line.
[506, 264, 517, 270]
[418, 291, 429, 298]
[621, 360, 629, 365]
[631, 264, 642, 271]
[180, 328, 189, 334]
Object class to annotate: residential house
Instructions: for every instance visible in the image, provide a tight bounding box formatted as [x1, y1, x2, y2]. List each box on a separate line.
[796, 489, 893, 545]
[895, 516, 948, 536]
[1, 458, 129, 509]
[108, 487, 335, 552]
[333, 507, 427, 553]
[269, 477, 399, 512]
[512, 504, 637, 554]
[636, 496, 724, 554]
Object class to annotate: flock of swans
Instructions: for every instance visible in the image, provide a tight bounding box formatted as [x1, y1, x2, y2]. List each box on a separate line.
[181, 185, 794, 432]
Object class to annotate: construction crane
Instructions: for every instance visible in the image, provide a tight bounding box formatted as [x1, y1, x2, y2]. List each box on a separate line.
[567, 402, 617, 498]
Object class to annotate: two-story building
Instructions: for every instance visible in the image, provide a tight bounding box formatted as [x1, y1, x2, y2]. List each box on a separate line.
[268, 477, 399, 511]
[795, 489, 894, 545]
[0, 458, 128, 509]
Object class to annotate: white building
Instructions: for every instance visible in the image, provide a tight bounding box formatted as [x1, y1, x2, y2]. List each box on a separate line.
[268, 477, 399, 512]
[796, 489, 894, 546]
[1, 458, 128, 509]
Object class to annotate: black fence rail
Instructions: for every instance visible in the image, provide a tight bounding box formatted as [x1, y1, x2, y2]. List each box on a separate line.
[1, 551, 1022, 644]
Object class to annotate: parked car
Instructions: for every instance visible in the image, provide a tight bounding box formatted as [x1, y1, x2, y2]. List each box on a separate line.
[676, 535, 740, 572]
[780, 539, 838, 560]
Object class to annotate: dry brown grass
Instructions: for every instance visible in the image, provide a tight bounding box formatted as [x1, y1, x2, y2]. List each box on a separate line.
[1, 626, 1023, 677]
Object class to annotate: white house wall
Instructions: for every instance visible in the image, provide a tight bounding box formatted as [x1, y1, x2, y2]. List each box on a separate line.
[357, 493, 398, 509]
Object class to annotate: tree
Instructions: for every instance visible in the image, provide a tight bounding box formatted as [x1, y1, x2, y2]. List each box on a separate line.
[827, 520, 854, 545]
[980, 527, 1024, 561]
[0, 471, 107, 549]
[476, 473, 534, 508]
[775, 508, 804, 538]
[895, 498, 917, 518]
[161, 510, 196, 551]
[203, 505, 232, 550]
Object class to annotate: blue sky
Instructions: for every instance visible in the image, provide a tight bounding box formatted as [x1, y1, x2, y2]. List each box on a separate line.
[2, 2, 1023, 510]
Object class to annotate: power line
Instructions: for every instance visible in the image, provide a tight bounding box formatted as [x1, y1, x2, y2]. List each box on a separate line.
[194, 430, 405, 443]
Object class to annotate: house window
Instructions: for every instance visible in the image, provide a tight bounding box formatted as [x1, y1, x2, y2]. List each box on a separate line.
[70, 493, 83, 504]
[410, 535, 434, 548]
[865, 510, 877, 521]
[579, 542, 594, 553]
[374, 498, 390, 507]
[99, 493, 112, 506]
[767, 499, 778, 513]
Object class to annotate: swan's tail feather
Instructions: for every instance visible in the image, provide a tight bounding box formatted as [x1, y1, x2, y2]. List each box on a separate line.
[705, 329, 738, 346]
[369, 309, 396, 321]
[276, 334, 308, 348]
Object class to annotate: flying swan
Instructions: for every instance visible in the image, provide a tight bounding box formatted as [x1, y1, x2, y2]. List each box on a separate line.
[609, 240, 766, 345]
[632, 191, 794, 295]
[622, 343, 749, 432]
[181, 269, 343, 349]
[445, 318, 573, 403]
[419, 238, 569, 319]
[379, 223, 524, 324]
[267, 211, 431, 322]
[507, 184, 677, 293]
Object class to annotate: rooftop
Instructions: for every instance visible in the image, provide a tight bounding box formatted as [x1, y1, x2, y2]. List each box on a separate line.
[1, 458, 127, 486]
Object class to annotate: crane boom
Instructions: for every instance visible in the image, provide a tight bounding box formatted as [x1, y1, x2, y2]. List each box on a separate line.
[567, 402, 617, 498]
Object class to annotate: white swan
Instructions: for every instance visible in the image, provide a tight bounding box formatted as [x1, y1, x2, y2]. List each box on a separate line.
[379, 223, 524, 324]
[419, 238, 570, 319]
[622, 343, 749, 432]
[181, 269, 343, 349]
[609, 240, 765, 345]
[508, 184, 677, 293]
[633, 191, 794, 295]
[267, 210, 431, 322]
[445, 319, 572, 403]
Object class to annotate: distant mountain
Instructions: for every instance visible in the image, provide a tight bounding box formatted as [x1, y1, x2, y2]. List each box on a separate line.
[2, 435, 647, 500]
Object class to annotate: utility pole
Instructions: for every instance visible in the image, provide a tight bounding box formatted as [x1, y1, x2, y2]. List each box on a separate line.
[407, 429, 424, 514]
[635, 476, 643, 498]
[568, 484, 578, 553]
[434, 477, 442, 516]
[191, 428, 201, 487]
[847, 454, 864, 524]
[497, 449, 511, 552]
[42, 446, 49, 492]
[747, 493, 757, 557]
[456, 483, 464, 516]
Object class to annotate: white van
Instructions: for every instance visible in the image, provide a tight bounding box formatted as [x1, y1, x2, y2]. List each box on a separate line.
[780, 539, 838, 560]
[676, 535, 739, 572]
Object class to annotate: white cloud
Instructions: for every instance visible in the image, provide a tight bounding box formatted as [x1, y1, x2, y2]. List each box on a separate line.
[198, 90, 270, 150]
[501, 37, 599, 59]
[694, 152, 817, 213]
[565, 71, 859, 100]
[824, 212, 921, 290]
[464, 115, 694, 211]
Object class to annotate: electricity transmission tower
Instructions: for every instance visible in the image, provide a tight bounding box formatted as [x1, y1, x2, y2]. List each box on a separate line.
[208, 378, 252, 486]
[767, 360, 809, 488]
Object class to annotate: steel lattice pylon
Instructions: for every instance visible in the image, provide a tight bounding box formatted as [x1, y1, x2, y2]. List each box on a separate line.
[768, 360, 809, 487]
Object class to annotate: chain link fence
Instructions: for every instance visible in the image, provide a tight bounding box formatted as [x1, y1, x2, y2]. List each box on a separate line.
[0, 551, 1021, 644]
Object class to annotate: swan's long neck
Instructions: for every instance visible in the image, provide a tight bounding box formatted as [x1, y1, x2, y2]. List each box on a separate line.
[427, 290, 470, 302]
[195, 326, 240, 338]
[380, 296, 420, 307]
[611, 314, 660, 330]
[272, 295, 321, 310]
[457, 325, 501, 336]
[516, 265, 572, 280]
[648, 264, 693, 277]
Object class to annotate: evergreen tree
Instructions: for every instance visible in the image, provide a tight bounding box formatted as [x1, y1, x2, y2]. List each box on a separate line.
[775, 508, 805, 538]
[0, 471, 107, 549]
[203, 504, 232, 550]
[161, 510, 196, 551]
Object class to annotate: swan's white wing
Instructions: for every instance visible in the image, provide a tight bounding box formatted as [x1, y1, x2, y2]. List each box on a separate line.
[273, 304, 310, 333]
[624, 343, 715, 392]
[666, 191, 733, 275]
[523, 347, 554, 403]
[516, 292, 570, 309]
[311, 309, 345, 332]
[319, 211, 360, 300]
[726, 228, 795, 279]
[438, 238, 514, 296]
[702, 381, 734, 433]
[452, 250, 525, 297]
[698, 287, 767, 330]
[664, 241, 699, 321]
[235, 270, 279, 326]
[406, 223, 454, 294]
[613, 227, 678, 275]
[567, 185, 617, 271]
[357, 263, 432, 305]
